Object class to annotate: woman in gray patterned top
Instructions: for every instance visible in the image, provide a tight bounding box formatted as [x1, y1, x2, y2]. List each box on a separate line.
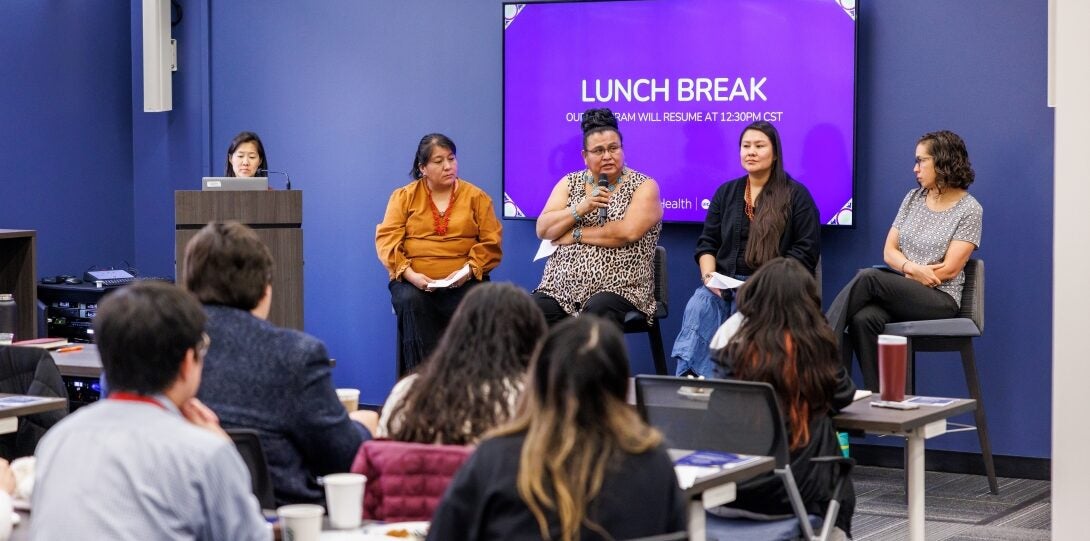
[829, 130, 982, 390]
[533, 108, 663, 328]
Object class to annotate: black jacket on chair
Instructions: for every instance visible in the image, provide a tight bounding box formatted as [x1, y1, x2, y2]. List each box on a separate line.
[0, 345, 69, 459]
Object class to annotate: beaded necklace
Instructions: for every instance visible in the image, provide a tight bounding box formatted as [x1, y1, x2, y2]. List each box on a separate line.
[744, 178, 756, 221]
[423, 179, 458, 235]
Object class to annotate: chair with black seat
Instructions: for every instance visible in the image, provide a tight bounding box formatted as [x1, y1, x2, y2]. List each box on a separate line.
[623, 246, 669, 375]
[635, 375, 852, 541]
[882, 258, 997, 494]
[226, 428, 277, 510]
[0, 345, 69, 459]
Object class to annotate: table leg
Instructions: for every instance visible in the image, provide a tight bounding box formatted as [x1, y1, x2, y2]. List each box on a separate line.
[688, 500, 706, 541]
[906, 430, 925, 541]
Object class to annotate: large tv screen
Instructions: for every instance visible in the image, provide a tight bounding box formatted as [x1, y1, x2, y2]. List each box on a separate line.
[502, 0, 856, 225]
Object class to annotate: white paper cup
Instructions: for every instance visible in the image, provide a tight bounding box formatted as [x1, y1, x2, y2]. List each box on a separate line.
[277, 503, 324, 541]
[336, 388, 360, 412]
[323, 473, 366, 529]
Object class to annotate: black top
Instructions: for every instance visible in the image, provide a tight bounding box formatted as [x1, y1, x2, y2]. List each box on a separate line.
[715, 360, 857, 534]
[427, 433, 687, 541]
[695, 175, 821, 277]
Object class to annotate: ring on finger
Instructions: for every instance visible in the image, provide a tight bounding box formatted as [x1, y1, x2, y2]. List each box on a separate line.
[591, 187, 601, 197]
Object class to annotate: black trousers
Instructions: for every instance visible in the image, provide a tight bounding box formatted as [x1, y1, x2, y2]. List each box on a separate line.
[532, 291, 635, 330]
[841, 268, 958, 390]
[389, 278, 482, 377]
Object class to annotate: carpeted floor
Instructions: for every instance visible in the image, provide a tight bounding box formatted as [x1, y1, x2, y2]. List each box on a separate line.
[851, 466, 1050, 540]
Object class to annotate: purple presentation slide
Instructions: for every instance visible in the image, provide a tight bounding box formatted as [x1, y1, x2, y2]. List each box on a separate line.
[503, 0, 856, 225]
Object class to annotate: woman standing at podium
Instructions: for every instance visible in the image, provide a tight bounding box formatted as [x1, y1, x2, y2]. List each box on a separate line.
[376, 133, 503, 377]
[224, 131, 268, 178]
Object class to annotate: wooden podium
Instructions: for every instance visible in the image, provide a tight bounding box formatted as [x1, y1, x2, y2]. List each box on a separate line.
[175, 191, 303, 330]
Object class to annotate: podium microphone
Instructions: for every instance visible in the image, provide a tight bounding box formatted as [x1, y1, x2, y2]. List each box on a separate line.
[598, 174, 609, 221]
[258, 169, 292, 190]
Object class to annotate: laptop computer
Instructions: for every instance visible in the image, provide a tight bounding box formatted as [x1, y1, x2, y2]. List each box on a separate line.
[202, 176, 269, 191]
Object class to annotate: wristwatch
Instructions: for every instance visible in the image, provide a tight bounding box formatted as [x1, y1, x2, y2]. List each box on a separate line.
[573, 227, 583, 244]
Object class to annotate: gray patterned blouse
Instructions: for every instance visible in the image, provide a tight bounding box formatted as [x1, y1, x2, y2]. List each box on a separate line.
[893, 188, 983, 306]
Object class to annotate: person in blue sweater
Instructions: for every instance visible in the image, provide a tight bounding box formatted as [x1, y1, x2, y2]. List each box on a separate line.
[183, 221, 377, 505]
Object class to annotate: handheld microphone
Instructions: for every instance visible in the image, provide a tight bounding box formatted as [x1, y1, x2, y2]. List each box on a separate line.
[258, 169, 292, 190]
[597, 174, 609, 221]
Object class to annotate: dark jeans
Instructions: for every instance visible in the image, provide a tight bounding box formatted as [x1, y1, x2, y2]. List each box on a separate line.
[389, 278, 482, 377]
[532, 291, 636, 330]
[841, 268, 958, 390]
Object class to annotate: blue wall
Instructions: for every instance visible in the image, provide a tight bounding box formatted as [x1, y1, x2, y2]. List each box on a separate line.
[15, 0, 1046, 459]
[0, 0, 135, 276]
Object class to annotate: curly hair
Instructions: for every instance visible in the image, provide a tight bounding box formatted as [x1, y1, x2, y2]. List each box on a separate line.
[918, 130, 974, 189]
[388, 282, 546, 445]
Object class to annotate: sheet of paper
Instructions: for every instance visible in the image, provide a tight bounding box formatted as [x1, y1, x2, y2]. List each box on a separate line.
[853, 390, 873, 401]
[707, 272, 745, 290]
[533, 239, 558, 261]
[709, 312, 745, 350]
[426, 264, 470, 289]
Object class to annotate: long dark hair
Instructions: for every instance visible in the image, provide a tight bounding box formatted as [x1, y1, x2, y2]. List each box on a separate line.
[224, 131, 268, 177]
[741, 121, 792, 270]
[490, 316, 662, 541]
[918, 130, 974, 190]
[409, 133, 456, 179]
[718, 257, 840, 450]
[389, 283, 545, 445]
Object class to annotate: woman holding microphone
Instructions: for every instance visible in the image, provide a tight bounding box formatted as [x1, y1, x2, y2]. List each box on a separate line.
[533, 108, 662, 328]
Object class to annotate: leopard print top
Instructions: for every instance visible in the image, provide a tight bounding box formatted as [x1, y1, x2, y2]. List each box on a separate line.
[535, 167, 662, 319]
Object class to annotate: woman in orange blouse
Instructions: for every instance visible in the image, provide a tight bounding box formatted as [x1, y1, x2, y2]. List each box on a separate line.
[376, 133, 503, 376]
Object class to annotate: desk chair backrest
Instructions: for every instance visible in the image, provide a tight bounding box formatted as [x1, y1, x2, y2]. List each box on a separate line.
[958, 259, 984, 332]
[0, 345, 69, 459]
[634, 375, 790, 468]
[226, 428, 277, 510]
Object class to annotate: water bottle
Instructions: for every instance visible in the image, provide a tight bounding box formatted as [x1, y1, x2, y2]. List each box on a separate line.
[0, 293, 16, 342]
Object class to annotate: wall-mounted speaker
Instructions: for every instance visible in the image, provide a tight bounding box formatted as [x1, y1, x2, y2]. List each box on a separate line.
[142, 0, 175, 112]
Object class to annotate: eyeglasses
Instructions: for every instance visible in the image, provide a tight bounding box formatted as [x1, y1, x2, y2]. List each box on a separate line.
[914, 156, 933, 166]
[195, 333, 211, 360]
[586, 144, 623, 158]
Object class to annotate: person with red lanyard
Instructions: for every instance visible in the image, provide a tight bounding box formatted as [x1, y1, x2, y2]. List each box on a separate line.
[31, 281, 269, 540]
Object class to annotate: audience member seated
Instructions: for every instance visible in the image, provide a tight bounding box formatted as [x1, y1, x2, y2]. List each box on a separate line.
[672, 120, 820, 378]
[0, 345, 68, 459]
[713, 257, 856, 537]
[183, 221, 377, 506]
[827, 130, 982, 390]
[376, 282, 545, 444]
[532, 108, 663, 329]
[376, 133, 503, 377]
[224, 130, 268, 178]
[428, 316, 686, 541]
[32, 282, 269, 539]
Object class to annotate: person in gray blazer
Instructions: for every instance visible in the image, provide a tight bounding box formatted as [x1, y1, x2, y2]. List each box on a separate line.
[182, 221, 378, 505]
